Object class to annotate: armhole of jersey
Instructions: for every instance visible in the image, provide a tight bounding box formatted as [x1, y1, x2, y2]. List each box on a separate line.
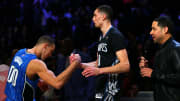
[22, 75, 36, 101]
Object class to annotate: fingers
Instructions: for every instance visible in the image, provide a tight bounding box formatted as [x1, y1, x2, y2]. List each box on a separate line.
[140, 68, 152, 78]
[82, 67, 98, 77]
[74, 54, 81, 62]
[140, 56, 145, 60]
[140, 68, 147, 77]
[139, 56, 148, 68]
[82, 69, 93, 77]
[69, 54, 81, 63]
[69, 54, 75, 64]
[82, 68, 91, 77]
[139, 57, 152, 78]
[139, 56, 148, 62]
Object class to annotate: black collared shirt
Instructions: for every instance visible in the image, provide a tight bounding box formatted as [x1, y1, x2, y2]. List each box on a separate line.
[151, 37, 180, 101]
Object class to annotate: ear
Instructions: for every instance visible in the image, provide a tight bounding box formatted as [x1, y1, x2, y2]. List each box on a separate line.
[163, 26, 168, 34]
[43, 43, 49, 48]
[102, 13, 107, 21]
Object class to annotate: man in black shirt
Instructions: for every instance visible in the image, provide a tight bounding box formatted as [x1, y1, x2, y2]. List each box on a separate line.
[71, 5, 130, 101]
[139, 16, 180, 101]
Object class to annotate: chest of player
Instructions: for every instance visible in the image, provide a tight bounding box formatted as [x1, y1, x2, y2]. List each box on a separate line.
[98, 36, 116, 56]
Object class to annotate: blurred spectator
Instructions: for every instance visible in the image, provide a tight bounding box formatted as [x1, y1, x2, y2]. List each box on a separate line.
[0, 49, 18, 101]
[0, 64, 9, 101]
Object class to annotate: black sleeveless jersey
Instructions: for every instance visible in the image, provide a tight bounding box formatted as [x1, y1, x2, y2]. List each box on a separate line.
[96, 26, 127, 100]
[97, 26, 126, 67]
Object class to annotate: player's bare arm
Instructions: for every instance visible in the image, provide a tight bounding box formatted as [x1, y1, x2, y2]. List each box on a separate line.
[100, 49, 130, 74]
[82, 49, 130, 77]
[26, 58, 80, 89]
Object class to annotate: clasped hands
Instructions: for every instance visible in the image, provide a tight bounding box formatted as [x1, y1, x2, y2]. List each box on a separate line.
[69, 53, 100, 77]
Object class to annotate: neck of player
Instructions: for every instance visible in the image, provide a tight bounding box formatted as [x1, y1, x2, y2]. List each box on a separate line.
[101, 21, 112, 37]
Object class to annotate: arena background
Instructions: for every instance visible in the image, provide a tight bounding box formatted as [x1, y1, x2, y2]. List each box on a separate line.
[0, 0, 180, 101]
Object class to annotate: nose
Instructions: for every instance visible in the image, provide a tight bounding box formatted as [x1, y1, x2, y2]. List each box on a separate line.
[92, 16, 95, 22]
[150, 30, 153, 35]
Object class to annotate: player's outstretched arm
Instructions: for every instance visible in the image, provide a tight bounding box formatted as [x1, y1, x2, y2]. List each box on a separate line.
[27, 55, 80, 89]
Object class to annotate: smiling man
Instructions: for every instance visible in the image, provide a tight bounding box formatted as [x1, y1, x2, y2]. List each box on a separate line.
[139, 16, 180, 101]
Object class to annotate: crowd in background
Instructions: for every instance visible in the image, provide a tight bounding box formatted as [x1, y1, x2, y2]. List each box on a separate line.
[0, 0, 180, 101]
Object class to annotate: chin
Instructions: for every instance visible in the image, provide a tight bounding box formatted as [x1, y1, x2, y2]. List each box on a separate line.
[94, 24, 100, 28]
[153, 40, 159, 44]
[41, 57, 45, 60]
[152, 38, 156, 43]
[95, 26, 100, 28]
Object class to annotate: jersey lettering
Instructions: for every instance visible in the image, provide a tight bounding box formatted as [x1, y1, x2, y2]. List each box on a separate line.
[7, 65, 18, 86]
[98, 43, 107, 52]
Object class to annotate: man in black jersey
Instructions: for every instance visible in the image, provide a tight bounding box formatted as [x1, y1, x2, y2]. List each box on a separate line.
[70, 5, 130, 101]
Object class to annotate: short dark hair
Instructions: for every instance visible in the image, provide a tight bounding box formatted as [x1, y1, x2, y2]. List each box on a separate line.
[36, 35, 55, 46]
[154, 16, 174, 34]
[97, 5, 113, 21]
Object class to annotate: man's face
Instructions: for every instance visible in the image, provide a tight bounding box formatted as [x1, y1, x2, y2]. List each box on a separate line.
[150, 21, 166, 44]
[92, 9, 104, 28]
[41, 44, 55, 60]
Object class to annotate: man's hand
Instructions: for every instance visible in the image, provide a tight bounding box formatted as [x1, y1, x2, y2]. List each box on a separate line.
[140, 67, 153, 78]
[69, 53, 81, 64]
[139, 56, 152, 78]
[82, 66, 100, 77]
[139, 56, 148, 68]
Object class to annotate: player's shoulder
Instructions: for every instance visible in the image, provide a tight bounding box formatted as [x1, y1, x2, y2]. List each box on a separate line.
[30, 59, 46, 66]
[109, 27, 123, 36]
[28, 59, 47, 72]
[29, 59, 47, 69]
[15, 48, 26, 56]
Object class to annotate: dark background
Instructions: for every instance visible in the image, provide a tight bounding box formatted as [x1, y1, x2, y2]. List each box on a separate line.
[1, 0, 180, 100]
